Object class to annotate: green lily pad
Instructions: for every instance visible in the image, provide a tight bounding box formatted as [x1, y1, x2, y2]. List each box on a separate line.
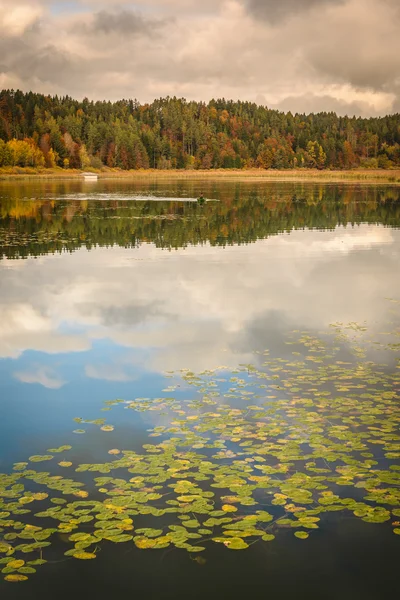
[28, 456, 53, 463]
[294, 531, 309, 540]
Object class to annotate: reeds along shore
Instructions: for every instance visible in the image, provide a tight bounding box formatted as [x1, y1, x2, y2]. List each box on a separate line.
[1, 167, 400, 183]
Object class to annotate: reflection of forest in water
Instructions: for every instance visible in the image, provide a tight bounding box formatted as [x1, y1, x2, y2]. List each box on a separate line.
[1, 180, 400, 258]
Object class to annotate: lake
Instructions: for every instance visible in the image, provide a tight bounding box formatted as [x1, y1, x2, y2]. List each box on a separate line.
[0, 178, 399, 599]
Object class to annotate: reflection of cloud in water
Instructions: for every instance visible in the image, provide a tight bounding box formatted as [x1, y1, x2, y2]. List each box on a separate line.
[0, 304, 91, 359]
[0, 224, 399, 374]
[13, 365, 66, 389]
[85, 363, 138, 382]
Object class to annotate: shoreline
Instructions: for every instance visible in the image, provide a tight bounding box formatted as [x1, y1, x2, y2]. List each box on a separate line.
[1, 167, 400, 184]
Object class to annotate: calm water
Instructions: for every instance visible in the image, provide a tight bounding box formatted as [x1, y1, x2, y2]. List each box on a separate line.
[0, 179, 399, 599]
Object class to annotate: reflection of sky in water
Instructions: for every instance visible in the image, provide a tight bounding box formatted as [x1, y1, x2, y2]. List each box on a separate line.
[1, 221, 400, 465]
[0, 181, 399, 599]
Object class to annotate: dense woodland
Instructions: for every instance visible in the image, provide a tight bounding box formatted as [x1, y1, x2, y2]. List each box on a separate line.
[1, 183, 399, 258]
[1, 90, 400, 171]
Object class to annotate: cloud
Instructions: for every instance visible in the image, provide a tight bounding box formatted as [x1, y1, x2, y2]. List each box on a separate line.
[2, 43, 83, 88]
[1, 222, 399, 374]
[0, 303, 91, 358]
[245, 0, 345, 24]
[85, 363, 137, 382]
[89, 303, 162, 327]
[14, 365, 66, 389]
[0, 0, 399, 118]
[302, 0, 400, 92]
[0, 1, 43, 36]
[80, 9, 168, 37]
[69, 0, 223, 15]
[269, 91, 395, 118]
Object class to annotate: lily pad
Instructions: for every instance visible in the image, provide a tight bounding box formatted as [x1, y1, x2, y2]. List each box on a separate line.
[5, 574, 28, 582]
[294, 532, 309, 540]
[72, 552, 97, 560]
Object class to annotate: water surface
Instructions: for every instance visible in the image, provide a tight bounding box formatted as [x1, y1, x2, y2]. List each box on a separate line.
[0, 179, 399, 599]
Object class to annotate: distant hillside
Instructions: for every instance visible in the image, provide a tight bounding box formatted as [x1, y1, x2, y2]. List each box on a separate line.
[1, 90, 400, 171]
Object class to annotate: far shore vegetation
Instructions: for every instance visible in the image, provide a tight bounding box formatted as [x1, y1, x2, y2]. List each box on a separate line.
[1, 90, 400, 180]
[1, 167, 400, 184]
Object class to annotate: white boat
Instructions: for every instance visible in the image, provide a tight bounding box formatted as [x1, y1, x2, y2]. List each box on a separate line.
[82, 172, 98, 181]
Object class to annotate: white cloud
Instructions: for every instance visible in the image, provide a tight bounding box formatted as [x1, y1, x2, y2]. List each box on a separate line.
[0, 303, 91, 359]
[0, 1, 43, 36]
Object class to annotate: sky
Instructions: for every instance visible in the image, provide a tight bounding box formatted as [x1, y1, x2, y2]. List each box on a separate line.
[0, 0, 399, 116]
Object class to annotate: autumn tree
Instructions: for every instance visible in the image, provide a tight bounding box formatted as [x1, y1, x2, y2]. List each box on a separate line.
[0, 89, 399, 171]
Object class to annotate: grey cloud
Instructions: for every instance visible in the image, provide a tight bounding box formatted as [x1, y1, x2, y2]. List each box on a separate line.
[245, 0, 346, 23]
[297, 0, 400, 94]
[236, 309, 294, 357]
[0, 37, 24, 65]
[8, 44, 80, 83]
[80, 303, 163, 327]
[307, 42, 400, 91]
[0, 39, 115, 97]
[69, 0, 222, 15]
[82, 9, 168, 37]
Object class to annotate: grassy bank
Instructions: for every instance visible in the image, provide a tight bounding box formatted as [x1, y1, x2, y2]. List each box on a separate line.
[1, 166, 400, 184]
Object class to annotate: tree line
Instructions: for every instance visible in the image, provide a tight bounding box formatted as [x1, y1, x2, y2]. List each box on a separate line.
[1, 89, 400, 171]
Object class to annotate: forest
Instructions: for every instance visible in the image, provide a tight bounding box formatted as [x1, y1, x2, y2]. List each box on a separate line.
[1, 89, 400, 171]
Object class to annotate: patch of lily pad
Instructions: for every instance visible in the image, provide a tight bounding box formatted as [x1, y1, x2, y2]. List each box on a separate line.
[0, 319, 399, 583]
